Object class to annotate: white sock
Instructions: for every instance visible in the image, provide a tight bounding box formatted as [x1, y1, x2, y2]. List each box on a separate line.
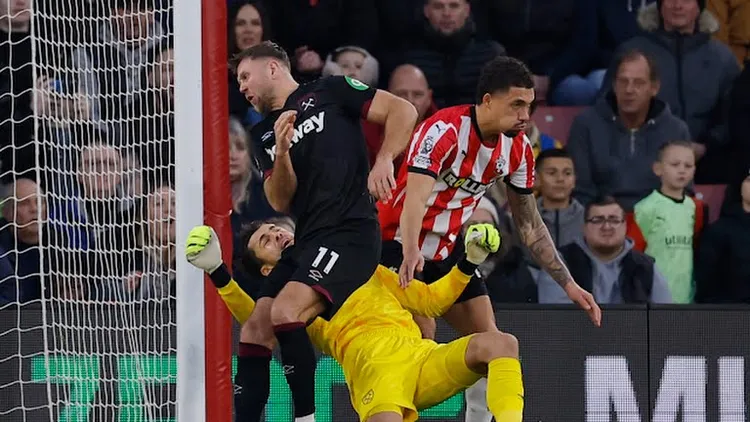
[464, 377, 492, 422]
[294, 414, 315, 422]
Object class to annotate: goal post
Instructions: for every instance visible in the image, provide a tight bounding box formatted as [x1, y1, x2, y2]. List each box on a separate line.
[174, 0, 234, 420]
[174, 0, 235, 420]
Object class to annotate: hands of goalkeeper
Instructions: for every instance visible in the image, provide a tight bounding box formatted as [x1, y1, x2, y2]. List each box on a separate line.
[185, 225, 223, 274]
[464, 223, 502, 265]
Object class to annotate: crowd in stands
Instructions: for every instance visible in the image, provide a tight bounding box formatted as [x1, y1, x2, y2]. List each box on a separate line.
[1, 0, 749, 306]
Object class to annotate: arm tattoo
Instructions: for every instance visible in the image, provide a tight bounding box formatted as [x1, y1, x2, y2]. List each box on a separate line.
[507, 190, 573, 289]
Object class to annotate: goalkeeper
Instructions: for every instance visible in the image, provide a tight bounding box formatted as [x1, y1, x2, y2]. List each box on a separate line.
[186, 221, 524, 422]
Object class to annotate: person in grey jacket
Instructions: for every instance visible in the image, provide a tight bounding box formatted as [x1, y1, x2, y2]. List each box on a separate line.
[599, 1, 740, 182]
[568, 49, 690, 210]
[538, 196, 672, 304]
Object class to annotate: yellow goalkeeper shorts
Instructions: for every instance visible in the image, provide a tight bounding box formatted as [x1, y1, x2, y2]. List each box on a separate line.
[341, 333, 481, 422]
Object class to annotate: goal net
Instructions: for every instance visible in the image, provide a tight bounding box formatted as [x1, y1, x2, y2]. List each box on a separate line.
[0, 0, 231, 421]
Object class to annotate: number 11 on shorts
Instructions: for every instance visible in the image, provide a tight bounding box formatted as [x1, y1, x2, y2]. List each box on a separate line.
[312, 247, 340, 274]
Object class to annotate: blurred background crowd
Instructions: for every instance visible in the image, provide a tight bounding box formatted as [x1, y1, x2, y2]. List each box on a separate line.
[1, 0, 749, 307]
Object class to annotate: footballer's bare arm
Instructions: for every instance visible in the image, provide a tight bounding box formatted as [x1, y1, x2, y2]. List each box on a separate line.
[366, 90, 418, 162]
[506, 187, 573, 289]
[264, 110, 298, 213]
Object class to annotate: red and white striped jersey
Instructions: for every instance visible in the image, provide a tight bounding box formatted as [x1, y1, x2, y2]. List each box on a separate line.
[378, 105, 535, 261]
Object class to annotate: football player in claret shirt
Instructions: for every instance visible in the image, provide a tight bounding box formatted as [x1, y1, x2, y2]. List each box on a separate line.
[229, 41, 418, 421]
[186, 222, 528, 422]
[378, 56, 602, 420]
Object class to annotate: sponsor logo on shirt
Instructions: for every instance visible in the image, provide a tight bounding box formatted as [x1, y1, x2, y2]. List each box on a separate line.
[266, 111, 326, 161]
[442, 171, 493, 195]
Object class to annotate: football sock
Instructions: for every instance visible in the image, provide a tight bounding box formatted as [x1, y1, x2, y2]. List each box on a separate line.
[234, 343, 272, 422]
[294, 414, 316, 422]
[486, 358, 524, 422]
[274, 322, 317, 417]
[464, 378, 493, 422]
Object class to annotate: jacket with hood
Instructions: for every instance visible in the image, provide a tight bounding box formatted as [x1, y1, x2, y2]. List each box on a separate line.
[537, 237, 673, 304]
[537, 197, 585, 250]
[695, 201, 750, 303]
[600, 3, 740, 146]
[567, 94, 691, 210]
[400, 18, 505, 108]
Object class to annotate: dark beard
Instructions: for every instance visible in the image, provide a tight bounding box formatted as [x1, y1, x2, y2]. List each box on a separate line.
[503, 130, 520, 138]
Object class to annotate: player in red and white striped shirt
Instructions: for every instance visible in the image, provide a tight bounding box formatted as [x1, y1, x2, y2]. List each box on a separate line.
[378, 57, 602, 422]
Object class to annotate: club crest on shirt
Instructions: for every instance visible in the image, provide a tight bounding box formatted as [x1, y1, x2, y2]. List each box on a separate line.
[495, 156, 507, 175]
[420, 136, 435, 154]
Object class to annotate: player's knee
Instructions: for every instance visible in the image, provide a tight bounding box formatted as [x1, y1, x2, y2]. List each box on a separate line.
[240, 316, 276, 349]
[469, 331, 519, 364]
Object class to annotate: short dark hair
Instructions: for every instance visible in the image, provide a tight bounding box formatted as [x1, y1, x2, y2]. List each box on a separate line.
[229, 41, 291, 74]
[656, 140, 694, 161]
[475, 56, 534, 104]
[536, 148, 572, 170]
[584, 196, 624, 220]
[235, 216, 294, 279]
[613, 48, 659, 82]
[235, 220, 267, 279]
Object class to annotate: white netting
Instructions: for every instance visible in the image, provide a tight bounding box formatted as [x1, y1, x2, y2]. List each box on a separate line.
[1, 0, 177, 420]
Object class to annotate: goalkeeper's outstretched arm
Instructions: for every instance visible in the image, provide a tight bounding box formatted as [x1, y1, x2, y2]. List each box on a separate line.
[382, 223, 501, 317]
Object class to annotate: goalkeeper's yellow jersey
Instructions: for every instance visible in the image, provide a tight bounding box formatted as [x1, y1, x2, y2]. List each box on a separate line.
[216, 264, 473, 360]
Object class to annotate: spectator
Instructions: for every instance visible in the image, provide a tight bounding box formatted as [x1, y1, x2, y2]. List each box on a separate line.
[0, 0, 33, 178]
[538, 196, 673, 304]
[489, 0, 600, 105]
[322, 46, 380, 87]
[263, 0, 378, 82]
[0, 179, 46, 305]
[535, 148, 585, 248]
[125, 185, 176, 301]
[228, 116, 279, 250]
[123, 40, 174, 191]
[695, 170, 750, 303]
[728, 57, 750, 184]
[72, 0, 168, 122]
[595, 0, 656, 69]
[490, 148, 584, 304]
[363, 64, 437, 172]
[627, 141, 708, 303]
[707, 0, 750, 66]
[75, 142, 139, 289]
[397, 0, 505, 107]
[227, 0, 271, 126]
[600, 0, 741, 183]
[568, 49, 690, 210]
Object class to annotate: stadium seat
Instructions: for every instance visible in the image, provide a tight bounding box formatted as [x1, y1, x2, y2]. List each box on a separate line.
[532, 106, 586, 144]
[694, 184, 727, 223]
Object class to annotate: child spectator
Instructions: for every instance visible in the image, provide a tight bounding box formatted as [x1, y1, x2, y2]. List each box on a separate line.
[321, 46, 379, 87]
[626, 140, 708, 303]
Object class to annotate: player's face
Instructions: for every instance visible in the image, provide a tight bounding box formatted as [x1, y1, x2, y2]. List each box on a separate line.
[486, 87, 534, 135]
[653, 145, 695, 192]
[538, 157, 575, 203]
[247, 223, 294, 269]
[236, 57, 276, 114]
[584, 204, 627, 251]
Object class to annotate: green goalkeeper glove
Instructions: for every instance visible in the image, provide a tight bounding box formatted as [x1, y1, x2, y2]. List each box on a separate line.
[185, 225, 223, 273]
[464, 223, 501, 265]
